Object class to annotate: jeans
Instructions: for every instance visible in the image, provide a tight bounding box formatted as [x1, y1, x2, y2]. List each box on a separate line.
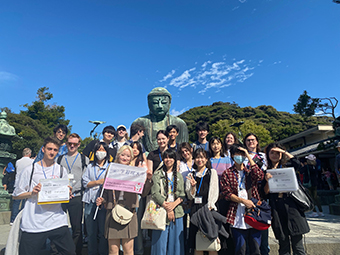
[231, 228, 261, 255]
[151, 217, 184, 255]
[11, 199, 25, 223]
[84, 202, 108, 255]
[134, 195, 145, 255]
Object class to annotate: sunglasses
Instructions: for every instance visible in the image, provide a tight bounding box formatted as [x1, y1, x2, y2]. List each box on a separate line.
[67, 142, 79, 147]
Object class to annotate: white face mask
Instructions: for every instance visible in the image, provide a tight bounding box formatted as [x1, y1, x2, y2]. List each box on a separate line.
[96, 151, 107, 161]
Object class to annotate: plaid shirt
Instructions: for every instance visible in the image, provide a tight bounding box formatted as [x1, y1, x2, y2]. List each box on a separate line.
[220, 164, 264, 225]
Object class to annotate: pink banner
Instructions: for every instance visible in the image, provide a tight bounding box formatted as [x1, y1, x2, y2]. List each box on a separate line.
[104, 178, 144, 194]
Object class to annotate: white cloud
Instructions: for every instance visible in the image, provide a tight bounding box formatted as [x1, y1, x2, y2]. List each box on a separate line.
[239, 0, 246, 3]
[0, 71, 18, 83]
[159, 70, 175, 82]
[232, 6, 240, 11]
[159, 57, 258, 95]
[171, 108, 187, 116]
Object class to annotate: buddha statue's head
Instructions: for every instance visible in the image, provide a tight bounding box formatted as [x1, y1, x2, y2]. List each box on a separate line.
[147, 87, 172, 118]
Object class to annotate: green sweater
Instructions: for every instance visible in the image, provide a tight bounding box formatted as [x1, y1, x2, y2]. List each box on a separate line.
[151, 168, 185, 222]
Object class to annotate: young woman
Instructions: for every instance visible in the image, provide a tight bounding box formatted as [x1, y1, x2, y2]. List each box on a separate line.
[130, 141, 147, 168]
[264, 143, 309, 255]
[96, 145, 142, 255]
[223, 132, 238, 157]
[147, 130, 169, 173]
[186, 148, 219, 255]
[151, 149, 185, 255]
[220, 144, 264, 255]
[209, 136, 233, 178]
[243, 133, 267, 171]
[82, 142, 110, 255]
[179, 142, 194, 180]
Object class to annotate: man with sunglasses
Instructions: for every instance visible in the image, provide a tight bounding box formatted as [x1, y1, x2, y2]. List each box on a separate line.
[57, 133, 89, 255]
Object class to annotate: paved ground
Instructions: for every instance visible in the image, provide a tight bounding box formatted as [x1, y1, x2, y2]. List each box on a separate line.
[1, 206, 339, 255]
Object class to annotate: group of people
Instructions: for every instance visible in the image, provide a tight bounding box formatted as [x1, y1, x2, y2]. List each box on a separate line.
[7, 121, 324, 255]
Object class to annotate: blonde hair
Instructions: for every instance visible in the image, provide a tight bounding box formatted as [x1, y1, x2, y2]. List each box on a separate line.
[114, 145, 134, 166]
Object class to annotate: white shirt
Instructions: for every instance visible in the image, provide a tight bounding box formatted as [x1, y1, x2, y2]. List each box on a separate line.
[15, 156, 34, 189]
[12, 163, 68, 233]
[233, 170, 251, 229]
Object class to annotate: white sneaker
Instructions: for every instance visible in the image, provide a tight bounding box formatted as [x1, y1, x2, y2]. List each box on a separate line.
[310, 212, 319, 217]
[318, 212, 325, 217]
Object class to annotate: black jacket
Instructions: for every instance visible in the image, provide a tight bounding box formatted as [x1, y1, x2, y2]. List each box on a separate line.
[266, 158, 310, 239]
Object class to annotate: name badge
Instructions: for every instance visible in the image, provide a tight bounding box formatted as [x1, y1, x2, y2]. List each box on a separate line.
[168, 194, 174, 202]
[195, 197, 203, 204]
[68, 174, 74, 180]
[92, 186, 99, 191]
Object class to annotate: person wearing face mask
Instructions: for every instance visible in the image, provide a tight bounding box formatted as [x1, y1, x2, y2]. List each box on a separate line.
[220, 144, 264, 255]
[82, 142, 110, 255]
[83, 125, 117, 162]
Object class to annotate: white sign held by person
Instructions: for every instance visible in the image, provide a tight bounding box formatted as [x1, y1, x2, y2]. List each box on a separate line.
[103, 163, 147, 194]
[267, 167, 299, 193]
[38, 178, 70, 205]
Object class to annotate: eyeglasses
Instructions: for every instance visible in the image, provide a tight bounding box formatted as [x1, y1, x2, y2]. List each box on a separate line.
[246, 139, 256, 142]
[67, 142, 79, 147]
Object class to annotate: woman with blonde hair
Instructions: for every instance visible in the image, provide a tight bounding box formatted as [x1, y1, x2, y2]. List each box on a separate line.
[97, 145, 150, 255]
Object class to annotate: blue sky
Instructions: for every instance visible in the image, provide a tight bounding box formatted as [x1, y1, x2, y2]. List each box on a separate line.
[1, 0, 339, 139]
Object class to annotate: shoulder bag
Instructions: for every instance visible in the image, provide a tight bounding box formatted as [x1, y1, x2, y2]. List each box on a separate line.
[196, 231, 221, 251]
[289, 182, 314, 212]
[111, 192, 134, 225]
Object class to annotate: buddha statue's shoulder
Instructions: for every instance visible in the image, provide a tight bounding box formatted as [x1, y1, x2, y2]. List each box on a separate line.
[169, 115, 187, 125]
[132, 115, 151, 124]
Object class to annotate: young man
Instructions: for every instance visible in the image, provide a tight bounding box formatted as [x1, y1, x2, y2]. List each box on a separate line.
[113, 125, 128, 151]
[192, 122, 210, 153]
[124, 124, 146, 152]
[166, 125, 179, 151]
[57, 134, 89, 255]
[82, 125, 117, 161]
[13, 137, 75, 255]
[34, 124, 69, 163]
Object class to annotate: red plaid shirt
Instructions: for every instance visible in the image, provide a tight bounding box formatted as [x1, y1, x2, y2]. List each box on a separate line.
[220, 164, 264, 225]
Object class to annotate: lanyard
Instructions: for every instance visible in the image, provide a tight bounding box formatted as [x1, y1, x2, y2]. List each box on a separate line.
[167, 176, 174, 193]
[186, 162, 193, 173]
[211, 157, 221, 170]
[95, 163, 108, 180]
[196, 168, 207, 195]
[41, 160, 55, 179]
[234, 170, 245, 190]
[158, 148, 163, 162]
[65, 153, 79, 173]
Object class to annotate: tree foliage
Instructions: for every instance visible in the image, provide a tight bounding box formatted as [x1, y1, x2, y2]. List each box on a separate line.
[1, 87, 71, 158]
[179, 101, 332, 146]
[293, 90, 338, 119]
[21, 87, 70, 129]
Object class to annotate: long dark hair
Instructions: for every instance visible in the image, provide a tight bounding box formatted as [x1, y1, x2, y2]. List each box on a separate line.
[130, 141, 144, 167]
[243, 133, 261, 153]
[162, 149, 178, 200]
[193, 148, 212, 170]
[209, 136, 225, 158]
[265, 142, 287, 169]
[91, 141, 110, 166]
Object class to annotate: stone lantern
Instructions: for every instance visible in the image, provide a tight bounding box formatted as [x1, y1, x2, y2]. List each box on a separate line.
[0, 111, 17, 211]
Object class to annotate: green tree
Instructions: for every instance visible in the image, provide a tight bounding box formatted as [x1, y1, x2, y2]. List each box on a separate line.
[293, 90, 338, 119]
[79, 137, 93, 153]
[21, 87, 70, 129]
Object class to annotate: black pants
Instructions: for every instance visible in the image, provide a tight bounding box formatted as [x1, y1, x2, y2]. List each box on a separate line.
[20, 226, 76, 255]
[231, 228, 261, 255]
[62, 195, 84, 255]
[278, 234, 305, 255]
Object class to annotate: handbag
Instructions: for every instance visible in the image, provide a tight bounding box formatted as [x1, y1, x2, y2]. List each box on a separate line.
[111, 191, 133, 225]
[289, 182, 314, 212]
[141, 177, 166, 230]
[244, 198, 271, 230]
[195, 231, 221, 251]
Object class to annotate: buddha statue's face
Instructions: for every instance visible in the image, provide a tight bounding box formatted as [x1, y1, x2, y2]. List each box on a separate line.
[148, 95, 170, 118]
